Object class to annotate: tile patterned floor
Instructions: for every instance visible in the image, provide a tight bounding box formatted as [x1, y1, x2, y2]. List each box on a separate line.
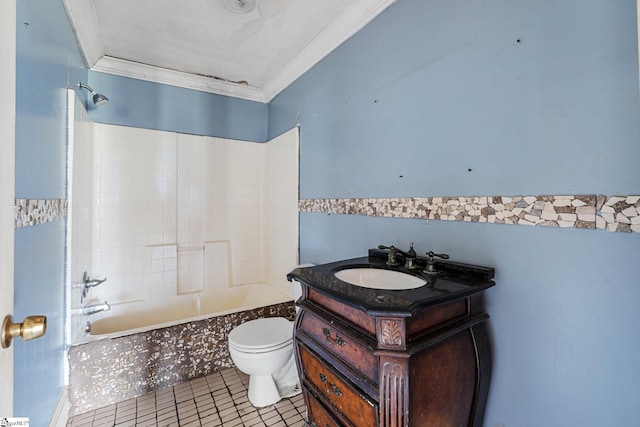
[67, 367, 307, 427]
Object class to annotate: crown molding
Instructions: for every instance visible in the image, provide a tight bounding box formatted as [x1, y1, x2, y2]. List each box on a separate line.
[66, 0, 397, 103]
[62, 0, 103, 67]
[92, 56, 268, 102]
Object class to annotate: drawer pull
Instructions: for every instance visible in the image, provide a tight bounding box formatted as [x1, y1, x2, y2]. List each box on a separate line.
[322, 327, 346, 346]
[319, 373, 343, 397]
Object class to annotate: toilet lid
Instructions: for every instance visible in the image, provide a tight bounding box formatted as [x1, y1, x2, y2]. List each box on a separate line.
[228, 317, 293, 350]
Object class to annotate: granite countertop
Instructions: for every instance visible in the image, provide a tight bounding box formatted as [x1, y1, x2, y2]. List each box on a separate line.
[287, 249, 495, 315]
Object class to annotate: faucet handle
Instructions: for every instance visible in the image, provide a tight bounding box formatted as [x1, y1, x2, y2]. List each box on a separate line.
[425, 250, 449, 260]
[83, 271, 107, 288]
[81, 271, 107, 302]
[378, 245, 401, 266]
[423, 251, 450, 275]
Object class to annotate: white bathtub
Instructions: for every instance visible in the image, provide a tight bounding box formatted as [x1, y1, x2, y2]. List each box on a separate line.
[82, 283, 293, 341]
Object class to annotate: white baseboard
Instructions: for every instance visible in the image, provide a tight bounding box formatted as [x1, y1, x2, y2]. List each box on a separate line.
[49, 386, 71, 427]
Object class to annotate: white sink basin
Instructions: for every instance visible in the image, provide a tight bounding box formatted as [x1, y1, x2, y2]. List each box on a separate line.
[334, 268, 426, 290]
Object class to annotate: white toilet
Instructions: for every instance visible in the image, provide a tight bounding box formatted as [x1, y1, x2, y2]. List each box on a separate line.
[228, 271, 311, 407]
[228, 317, 299, 407]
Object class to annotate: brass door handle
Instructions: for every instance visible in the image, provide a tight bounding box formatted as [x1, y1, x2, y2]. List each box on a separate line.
[2, 314, 47, 349]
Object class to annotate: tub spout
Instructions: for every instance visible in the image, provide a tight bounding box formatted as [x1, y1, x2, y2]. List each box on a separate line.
[83, 302, 111, 316]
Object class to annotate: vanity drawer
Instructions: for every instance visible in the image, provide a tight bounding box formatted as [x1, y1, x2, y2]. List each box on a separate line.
[299, 344, 378, 427]
[306, 391, 341, 427]
[299, 310, 378, 382]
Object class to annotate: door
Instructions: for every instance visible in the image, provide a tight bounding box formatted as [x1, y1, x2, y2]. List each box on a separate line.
[0, 0, 16, 416]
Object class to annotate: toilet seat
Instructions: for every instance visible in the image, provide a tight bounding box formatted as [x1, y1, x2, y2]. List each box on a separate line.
[228, 317, 293, 353]
[229, 339, 292, 355]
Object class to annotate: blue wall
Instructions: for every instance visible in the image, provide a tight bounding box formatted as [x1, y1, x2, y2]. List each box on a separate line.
[269, 0, 640, 425]
[86, 72, 268, 142]
[14, 0, 86, 424]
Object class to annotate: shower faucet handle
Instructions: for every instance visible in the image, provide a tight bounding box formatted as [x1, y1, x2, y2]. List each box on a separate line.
[83, 271, 107, 288]
[82, 271, 107, 302]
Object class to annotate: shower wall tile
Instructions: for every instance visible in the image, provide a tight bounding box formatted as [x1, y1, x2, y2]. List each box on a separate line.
[176, 135, 207, 294]
[204, 241, 232, 288]
[177, 248, 204, 294]
[81, 124, 299, 316]
[147, 244, 177, 290]
[264, 128, 300, 293]
[204, 137, 265, 287]
[92, 123, 178, 305]
[67, 90, 95, 343]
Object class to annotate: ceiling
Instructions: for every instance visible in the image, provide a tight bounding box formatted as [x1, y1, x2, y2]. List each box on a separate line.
[63, 0, 396, 103]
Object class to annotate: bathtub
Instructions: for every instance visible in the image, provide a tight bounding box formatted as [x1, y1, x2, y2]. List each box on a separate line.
[85, 283, 292, 339]
[68, 283, 296, 415]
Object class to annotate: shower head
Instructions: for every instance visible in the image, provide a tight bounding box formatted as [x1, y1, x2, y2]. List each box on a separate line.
[92, 92, 109, 107]
[77, 82, 109, 107]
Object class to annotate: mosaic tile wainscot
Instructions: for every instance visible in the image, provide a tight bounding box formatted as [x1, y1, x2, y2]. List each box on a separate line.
[68, 301, 296, 416]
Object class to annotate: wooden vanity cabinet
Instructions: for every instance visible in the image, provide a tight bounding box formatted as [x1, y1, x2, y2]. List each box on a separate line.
[291, 255, 494, 427]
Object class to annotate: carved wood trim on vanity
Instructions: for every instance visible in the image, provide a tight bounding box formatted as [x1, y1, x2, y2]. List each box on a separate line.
[377, 318, 406, 350]
[380, 359, 409, 427]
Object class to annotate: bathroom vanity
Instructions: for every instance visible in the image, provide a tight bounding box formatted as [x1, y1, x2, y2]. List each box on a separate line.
[288, 249, 495, 427]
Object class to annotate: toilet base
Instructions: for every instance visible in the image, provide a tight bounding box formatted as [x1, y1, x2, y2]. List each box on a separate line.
[247, 374, 281, 407]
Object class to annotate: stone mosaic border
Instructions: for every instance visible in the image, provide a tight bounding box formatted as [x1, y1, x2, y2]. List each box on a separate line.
[299, 195, 640, 233]
[14, 198, 68, 228]
[15, 195, 640, 233]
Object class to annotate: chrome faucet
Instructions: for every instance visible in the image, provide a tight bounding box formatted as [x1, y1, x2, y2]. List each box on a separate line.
[83, 301, 111, 316]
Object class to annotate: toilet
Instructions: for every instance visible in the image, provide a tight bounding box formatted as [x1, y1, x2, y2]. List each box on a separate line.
[228, 317, 299, 407]
[228, 269, 312, 407]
